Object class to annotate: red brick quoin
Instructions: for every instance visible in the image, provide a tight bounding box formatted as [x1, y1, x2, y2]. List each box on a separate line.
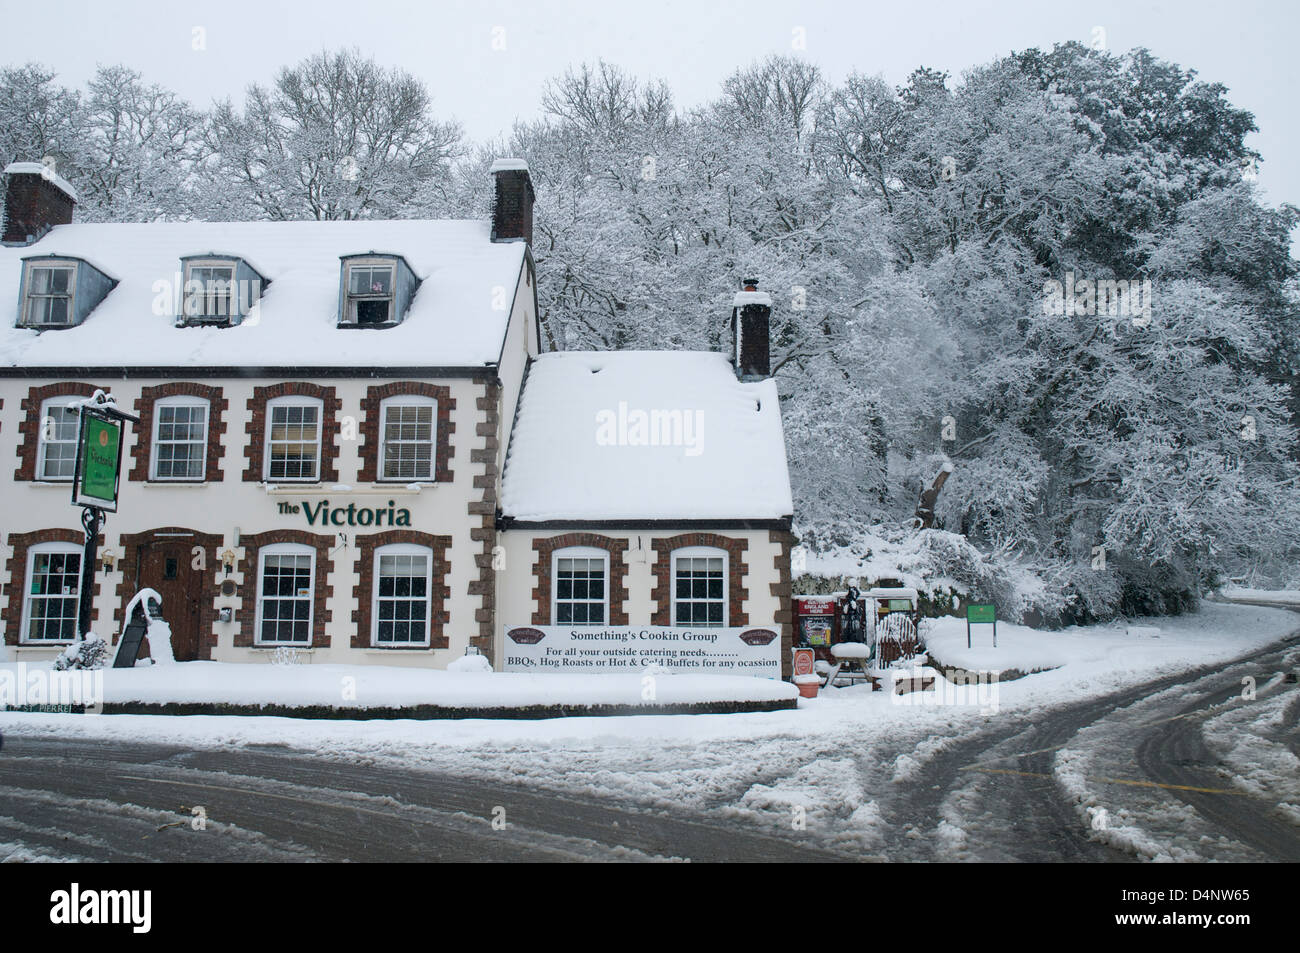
[530, 533, 630, 626]
[650, 533, 749, 627]
[234, 530, 334, 648]
[13, 382, 99, 481]
[350, 531, 453, 649]
[128, 382, 228, 483]
[242, 382, 342, 483]
[357, 382, 455, 483]
[4, 529, 102, 645]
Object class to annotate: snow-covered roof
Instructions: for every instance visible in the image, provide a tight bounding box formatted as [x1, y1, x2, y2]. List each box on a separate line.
[501, 351, 793, 521]
[0, 219, 527, 368]
[4, 161, 80, 203]
[488, 157, 530, 173]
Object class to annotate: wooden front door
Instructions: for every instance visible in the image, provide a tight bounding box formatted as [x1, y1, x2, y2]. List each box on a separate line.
[135, 539, 202, 661]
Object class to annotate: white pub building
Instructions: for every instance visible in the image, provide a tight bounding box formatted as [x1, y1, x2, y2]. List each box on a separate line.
[0, 160, 797, 678]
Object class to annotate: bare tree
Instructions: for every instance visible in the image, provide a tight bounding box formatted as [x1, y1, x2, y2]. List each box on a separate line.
[719, 55, 824, 139]
[0, 63, 84, 172]
[201, 48, 462, 220]
[81, 65, 204, 220]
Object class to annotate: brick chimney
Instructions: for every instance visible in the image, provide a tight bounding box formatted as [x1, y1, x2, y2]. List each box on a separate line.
[3, 162, 77, 245]
[489, 158, 534, 245]
[731, 279, 772, 380]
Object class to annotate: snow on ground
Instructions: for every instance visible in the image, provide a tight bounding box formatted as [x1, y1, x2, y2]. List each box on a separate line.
[1050, 634, 1299, 862]
[0, 661, 796, 710]
[1217, 586, 1300, 606]
[0, 841, 79, 863]
[928, 603, 1293, 701]
[1200, 650, 1300, 818]
[2, 604, 1295, 855]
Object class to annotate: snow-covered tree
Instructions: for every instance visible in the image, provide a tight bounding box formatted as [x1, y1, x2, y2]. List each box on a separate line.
[199, 48, 463, 221]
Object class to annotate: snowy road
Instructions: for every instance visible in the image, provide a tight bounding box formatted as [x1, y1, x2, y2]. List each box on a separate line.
[0, 736, 850, 862]
[899, 634, 1300, 861]
[3, 606, 1296, 863]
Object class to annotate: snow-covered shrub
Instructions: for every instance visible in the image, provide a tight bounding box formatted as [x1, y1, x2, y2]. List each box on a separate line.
[794, 526, 1032, 619]
[52, 635, 110, 671]
[447, 653, 492, 673]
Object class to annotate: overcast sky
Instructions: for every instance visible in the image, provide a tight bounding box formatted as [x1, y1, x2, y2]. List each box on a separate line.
[3, 0, 1297, 219]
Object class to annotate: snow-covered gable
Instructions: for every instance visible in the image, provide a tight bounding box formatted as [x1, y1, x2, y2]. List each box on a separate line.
[501, 351, 793, 521]
[0, 219, 527, 368]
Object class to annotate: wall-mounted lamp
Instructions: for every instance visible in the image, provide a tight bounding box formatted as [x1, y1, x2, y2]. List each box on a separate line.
[220, 548, 238, 575]
[100, 548, 117, 573]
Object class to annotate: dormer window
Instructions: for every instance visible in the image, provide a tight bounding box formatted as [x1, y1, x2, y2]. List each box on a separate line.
[22, 261, 76, 326]
[338, 254, 417, 328]
[345, 260, 395, 324]
[17, 256, 115, 330]
[176, 254, 266, 327]
[183, 260, 236, 320]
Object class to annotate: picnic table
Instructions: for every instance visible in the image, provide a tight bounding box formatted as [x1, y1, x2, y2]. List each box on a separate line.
[823, 640, 874, 687]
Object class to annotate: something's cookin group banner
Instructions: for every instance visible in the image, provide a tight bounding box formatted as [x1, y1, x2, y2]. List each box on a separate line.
[502, 625, 781, 678]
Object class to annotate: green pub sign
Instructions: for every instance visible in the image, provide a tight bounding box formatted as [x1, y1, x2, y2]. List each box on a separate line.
[73, 411, 125, 511]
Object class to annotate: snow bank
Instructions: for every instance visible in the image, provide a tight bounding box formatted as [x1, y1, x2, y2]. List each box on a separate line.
[0, 661, 796, 711]
[926, 603, 1294, 680]
[1218, 586, 1300, 606]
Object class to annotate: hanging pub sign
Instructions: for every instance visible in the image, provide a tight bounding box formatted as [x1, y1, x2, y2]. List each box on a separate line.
[71, 406, 127, 512]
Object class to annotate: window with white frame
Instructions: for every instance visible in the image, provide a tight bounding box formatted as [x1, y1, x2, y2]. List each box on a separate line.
[552, 547, 609, 625]
[22, 543, 81, 642]
[151, 397, 208, 480]
[373, 544, 431, 646]
[36, 397, 82, 481]
[344, 260, 396, 325]
[183, 260, 236, 320]
[672, 547, 727, 627]
[265, 397, 322, 481]
[379, 396, 436, 481]
[22, 261, 76, 326]
[255, 544, 315, 644]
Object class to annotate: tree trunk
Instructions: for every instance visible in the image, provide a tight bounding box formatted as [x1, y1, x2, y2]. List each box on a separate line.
[914, 463, 953, 529]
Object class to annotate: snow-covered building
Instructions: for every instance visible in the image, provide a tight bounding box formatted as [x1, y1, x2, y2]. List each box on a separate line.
[0, 161, 796, 675]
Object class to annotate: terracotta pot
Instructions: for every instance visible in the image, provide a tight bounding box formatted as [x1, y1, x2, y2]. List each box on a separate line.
[796, 680, 819, 698]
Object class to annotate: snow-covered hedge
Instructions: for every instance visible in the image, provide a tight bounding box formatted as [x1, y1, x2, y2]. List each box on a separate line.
[794, 524, 1209, 627]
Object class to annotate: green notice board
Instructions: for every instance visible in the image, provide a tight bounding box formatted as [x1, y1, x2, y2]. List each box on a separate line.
[74, 411, 123, 510]
[966, 603, 997, 647]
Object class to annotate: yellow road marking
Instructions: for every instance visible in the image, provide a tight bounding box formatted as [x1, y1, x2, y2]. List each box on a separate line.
[959, 765, 1253, 797]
